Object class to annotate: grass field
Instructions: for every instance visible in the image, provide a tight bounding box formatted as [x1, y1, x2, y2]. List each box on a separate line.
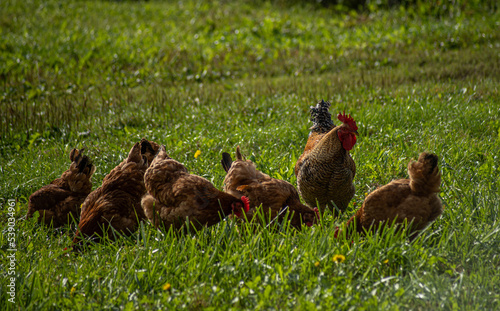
[1, 0, 500, 309]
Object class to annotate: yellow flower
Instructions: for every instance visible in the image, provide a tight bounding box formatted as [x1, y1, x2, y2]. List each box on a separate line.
[383, 259, 389, 264]
[314, 261, 320, 267]
[162, 283, 171, 291]
[332, 254, 346, 263]
[70, 287, 76, 295]
[194, 150, 201, 159]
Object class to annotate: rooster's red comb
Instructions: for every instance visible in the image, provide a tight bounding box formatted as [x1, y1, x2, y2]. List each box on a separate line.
[240, 196, 250, 213]
[337, 111, 358, 131]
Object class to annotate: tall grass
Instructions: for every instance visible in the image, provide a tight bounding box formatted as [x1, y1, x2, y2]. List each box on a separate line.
[1, 0, 499, 138]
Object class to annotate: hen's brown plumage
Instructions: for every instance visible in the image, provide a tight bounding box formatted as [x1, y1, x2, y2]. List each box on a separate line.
[222, 147, 318, 230]
[142, 145, 247, 232]
[295, 100, 357, 214]
[27, 148, 95, 227]
[73, 142, 150, 246]
[338, 152, 443, 239]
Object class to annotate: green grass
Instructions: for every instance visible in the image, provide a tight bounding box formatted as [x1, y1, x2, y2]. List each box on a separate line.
[1, 0, 500, 309]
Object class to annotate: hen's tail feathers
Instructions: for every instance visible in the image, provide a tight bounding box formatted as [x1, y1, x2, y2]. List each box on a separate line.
[127, 142, 143, 164]
[236, 146, 243, 161]
[408, 152, 441, 195]
[140, 138, 156, 156]
[76, 155, 95, 175]
[70, 148, 95, 175]
[156, 145, 171, 159]
[310, 99, 335, 133]
[69, 148, 80, 162]
[221, 153, 233, 172]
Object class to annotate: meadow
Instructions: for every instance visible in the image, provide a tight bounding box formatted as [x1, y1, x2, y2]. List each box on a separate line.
[1, 0, 499, 309]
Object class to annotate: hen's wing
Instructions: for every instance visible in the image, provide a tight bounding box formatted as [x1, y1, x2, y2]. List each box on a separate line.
[27, 184, 70, 218]
[235, 178, 296, 222]
[28, 184, 83, 226]
[223, 161, 271, 198]
[163, 175, 234, 229]
[75, 188, 145, 243]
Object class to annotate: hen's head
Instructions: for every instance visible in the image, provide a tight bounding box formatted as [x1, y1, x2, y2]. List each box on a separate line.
[293, 206, 320, 228]
[232, 196, 250, 218]
[337, 111, 358, 151]
[303, 207, 320, 227]
[313, 207, 320, 223]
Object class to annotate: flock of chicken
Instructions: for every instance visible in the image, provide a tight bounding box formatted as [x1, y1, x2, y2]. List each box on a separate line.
[27, 100, 443, 249]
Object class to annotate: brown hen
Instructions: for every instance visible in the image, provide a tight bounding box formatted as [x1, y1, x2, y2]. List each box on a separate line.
[142, 145, 249, 232]
[336, 152, 443, 240]
[73, 141, 152, 247]
[222, 147, 319, 230]
[295, 100, 358, 214]
[27, 148, 95, 227]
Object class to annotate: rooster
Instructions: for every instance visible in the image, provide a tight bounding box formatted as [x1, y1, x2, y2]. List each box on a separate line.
[141, 145, 250, 232]
[335, 152, 443, 240]
[295, 100, 358, 214]
[73, 140, 154, 247]
[27, 148, 95, 227]
[222, 146, 319, 230]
